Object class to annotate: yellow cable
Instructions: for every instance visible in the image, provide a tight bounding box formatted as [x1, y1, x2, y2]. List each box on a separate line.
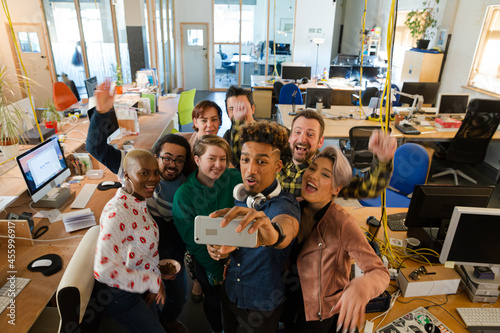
[1, 0, 44, 143]
[357, 0, 367, 118]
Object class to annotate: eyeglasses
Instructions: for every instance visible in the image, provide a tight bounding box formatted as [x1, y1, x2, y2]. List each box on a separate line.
[159, 156, 185, 166]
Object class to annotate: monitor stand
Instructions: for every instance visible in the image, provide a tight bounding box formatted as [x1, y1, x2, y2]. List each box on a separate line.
[32, 187, 71, 209]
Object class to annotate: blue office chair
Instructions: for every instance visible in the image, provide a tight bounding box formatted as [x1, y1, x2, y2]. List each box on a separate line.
[358, 143, 430, 208]
[279, 83, 303, 105]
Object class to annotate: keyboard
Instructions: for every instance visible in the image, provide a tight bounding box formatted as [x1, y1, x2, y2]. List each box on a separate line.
[387, 212, 408, 231]
[0, 277, 31, 313]
[71, 183, 98, 209]
[457, 307, 500, 332]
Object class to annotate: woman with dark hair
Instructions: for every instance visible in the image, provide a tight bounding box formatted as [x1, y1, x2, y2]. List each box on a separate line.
[284, 146, 390, 333]
[173, 135, 241, 333]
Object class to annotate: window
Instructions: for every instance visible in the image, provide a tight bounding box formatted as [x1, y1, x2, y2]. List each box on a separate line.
[468, 6, 500, 96]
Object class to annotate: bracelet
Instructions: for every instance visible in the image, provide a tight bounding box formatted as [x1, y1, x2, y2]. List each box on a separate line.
[267, 222, 286, 248]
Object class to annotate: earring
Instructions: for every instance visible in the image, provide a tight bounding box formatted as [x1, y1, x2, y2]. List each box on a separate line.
[123, 178, 135, 195]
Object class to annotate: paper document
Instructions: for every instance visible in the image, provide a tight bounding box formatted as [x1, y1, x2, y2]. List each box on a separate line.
[0, 196, 18, 212]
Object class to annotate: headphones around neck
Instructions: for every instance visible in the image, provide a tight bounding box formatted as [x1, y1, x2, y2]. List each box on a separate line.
[233, 182, 282, 209]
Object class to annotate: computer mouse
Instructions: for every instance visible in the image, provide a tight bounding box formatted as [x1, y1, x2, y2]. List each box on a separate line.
[123, 140, 134, 145]
[31, 259, 52, 268]
[101, 181, 116, 186]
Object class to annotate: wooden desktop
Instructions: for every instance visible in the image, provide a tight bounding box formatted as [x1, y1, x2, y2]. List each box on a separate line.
[277, 104, 500, 142]
[0, 95, 179, 331]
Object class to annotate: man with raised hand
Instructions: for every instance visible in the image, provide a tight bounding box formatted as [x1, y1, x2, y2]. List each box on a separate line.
[279, 109, 397, 199]
[86, 79, 190, 333]
[223, 85, 256, 169]
[209, 121, 300, 333]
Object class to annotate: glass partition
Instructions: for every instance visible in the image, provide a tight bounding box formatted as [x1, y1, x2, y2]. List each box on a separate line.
[213, 0, 294, 89]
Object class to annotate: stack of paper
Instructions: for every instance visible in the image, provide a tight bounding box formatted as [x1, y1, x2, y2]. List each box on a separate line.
[62, 208, 96, 232]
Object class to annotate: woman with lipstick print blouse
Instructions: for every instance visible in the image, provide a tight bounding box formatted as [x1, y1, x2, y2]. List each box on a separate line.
[94, 149, 166, 333]
[284, 146, 390, 333]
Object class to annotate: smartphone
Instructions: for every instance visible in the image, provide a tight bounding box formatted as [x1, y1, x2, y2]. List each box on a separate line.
[194, 216, 258, 248]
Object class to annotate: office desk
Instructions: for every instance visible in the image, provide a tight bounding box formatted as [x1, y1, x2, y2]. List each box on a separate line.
[277, 104, 500, 142]
[0, 95, 179, 332]
[347, 206, 500, 332]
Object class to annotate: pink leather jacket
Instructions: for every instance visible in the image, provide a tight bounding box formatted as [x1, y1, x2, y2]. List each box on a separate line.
[297, 203, 390, 321]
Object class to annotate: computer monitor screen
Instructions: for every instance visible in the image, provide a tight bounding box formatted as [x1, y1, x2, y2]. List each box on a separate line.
[334, 54, 359, 65]
[84, 76, 98, 98]
[399, 82, 441, 106]
[305, 88, 332, 109]
[439, 206, 500, 267]
[87, 107, 120, 143]
[405, 185, 494, 253]
[329, 65, 351, 79]
[436, 94, 469, 116]
[16, 136, 70, 202]
[349, 66, 380, 81]
[281, 66, 312, 81]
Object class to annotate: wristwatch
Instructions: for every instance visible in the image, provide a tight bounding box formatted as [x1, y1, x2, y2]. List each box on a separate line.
[267, 222, 286, 248]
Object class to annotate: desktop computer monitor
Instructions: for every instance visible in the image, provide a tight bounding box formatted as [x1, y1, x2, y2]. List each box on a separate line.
[405, 184, 494, 255]
[281, 66, 312, 81]
[334, 54, 359, 65]
[305, 88, 332, 109]
[436, 94, 470, 117]
[16, 136, 71, 206]
[399, 82, 441, 106]
[350, 66, 380, 81]
[84, 76, 98, 98]
[439, 206, 500, 268]
[329, 65, 351, 79]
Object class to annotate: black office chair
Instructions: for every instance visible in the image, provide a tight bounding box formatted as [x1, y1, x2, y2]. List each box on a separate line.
[346, 126, 388, 174]
[351, 87, 379, 106]
[431, 99, 500, 185]
[219, 46, 235, 82]
[273, 81, 284, 102]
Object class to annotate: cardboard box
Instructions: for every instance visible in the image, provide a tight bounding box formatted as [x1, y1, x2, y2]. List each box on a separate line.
[397, 266, 461, 297]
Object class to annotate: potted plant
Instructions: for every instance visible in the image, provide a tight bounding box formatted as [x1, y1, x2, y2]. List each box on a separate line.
[115, 64, 123, 94]
[404, 0, 440, 49]
[0, 66, 31, 160]
[41, 101, 63, 134]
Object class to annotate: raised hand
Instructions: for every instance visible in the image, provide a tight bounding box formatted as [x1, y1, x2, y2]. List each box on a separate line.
[368, 129, 397, 162]
[95, 78, 115, 113]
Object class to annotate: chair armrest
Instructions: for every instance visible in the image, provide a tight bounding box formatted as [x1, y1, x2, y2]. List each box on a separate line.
[57, 226, 100, 330]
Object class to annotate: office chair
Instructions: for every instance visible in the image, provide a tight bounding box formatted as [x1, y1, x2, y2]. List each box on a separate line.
[359, 143, 430, 208]
[346, 126, 382, 174]
[53, 82, 78, 112]
[431, 99, 500, 185]
[351, 87, 379, 106]
[56, 226, 105, 332]
[279, 83, 303, 105]
[61, 73, 80, 101]
[219, 45, 235, 82]
[273, 81, 284, 102]
[177, 88, 196, 132]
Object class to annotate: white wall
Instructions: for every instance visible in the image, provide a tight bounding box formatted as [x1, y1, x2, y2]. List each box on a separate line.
[0, 0, 47, 102]
[294, 0, 335, 76]
[439, 0, 500, 171]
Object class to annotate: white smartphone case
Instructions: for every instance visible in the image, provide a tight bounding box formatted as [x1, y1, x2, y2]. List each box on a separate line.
[194, 216, 258, 248]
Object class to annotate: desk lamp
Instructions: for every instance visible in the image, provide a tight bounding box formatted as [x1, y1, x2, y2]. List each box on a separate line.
[394, 89, 424, 117]
[313, 37, 325, 77]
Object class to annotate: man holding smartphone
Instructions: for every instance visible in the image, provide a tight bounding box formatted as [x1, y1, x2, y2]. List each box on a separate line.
[208, 121, 300, 333]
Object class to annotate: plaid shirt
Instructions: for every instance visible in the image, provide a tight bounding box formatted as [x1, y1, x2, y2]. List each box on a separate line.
[278, 157, 393, 199]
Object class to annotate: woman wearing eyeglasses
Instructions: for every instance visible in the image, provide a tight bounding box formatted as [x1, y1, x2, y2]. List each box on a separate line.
[283, 146, 390, 333]
[172, 135, 241, 333]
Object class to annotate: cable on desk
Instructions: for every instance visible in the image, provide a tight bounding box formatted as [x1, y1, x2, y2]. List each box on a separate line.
[395, 297, 469, 330]
[65, 129, 88, 138]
